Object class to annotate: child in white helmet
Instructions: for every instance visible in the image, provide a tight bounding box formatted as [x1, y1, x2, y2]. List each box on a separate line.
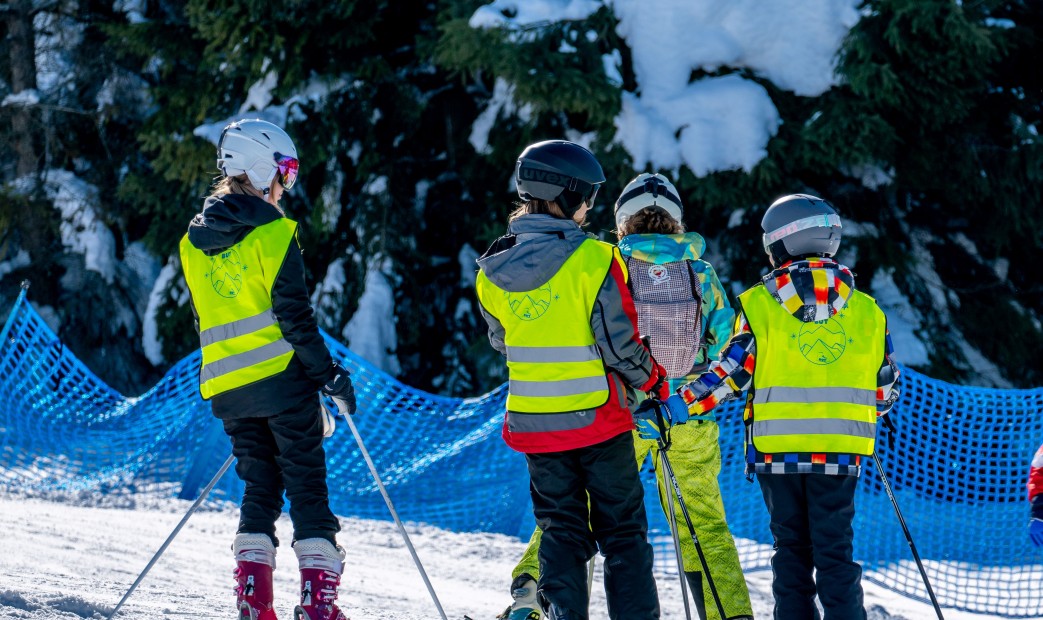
[180, 118, 357, 620]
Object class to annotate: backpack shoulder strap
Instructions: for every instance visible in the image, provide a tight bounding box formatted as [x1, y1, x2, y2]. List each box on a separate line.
[685, 259, 702, 301]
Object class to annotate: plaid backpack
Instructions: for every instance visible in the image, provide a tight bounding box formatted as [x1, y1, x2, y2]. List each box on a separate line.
[625, 256, 703, 379]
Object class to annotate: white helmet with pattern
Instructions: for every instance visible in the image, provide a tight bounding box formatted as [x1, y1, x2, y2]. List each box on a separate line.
[614, 172, 684, 228]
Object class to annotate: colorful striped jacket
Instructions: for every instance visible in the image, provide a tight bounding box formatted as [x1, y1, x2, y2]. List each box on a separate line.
[676, 258, 901, 477]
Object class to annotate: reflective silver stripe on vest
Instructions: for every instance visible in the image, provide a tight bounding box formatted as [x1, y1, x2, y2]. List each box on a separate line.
[507, 410, 596, 433]
[199, 338, 294, 384]
[200, 309, 279, 348]
[754, 418, 876, 439]
[510, 376, 608, 398]
[753, 386, 875, 406]
[506, 345, 601, 363]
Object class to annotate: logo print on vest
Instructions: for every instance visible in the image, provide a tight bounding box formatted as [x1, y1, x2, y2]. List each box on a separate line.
[797, 318, 847, 365]
[647, 264, 670, 284]
[507, 284, 552, 321]
[207, 248, 244, 298]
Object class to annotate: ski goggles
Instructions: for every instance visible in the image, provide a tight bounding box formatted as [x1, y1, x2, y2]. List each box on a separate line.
[274, 152, 299, 190]
[762, 213, 842, 249]
[583, 182, 600, 207]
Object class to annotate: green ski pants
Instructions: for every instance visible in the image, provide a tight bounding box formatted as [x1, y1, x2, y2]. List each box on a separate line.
[511, 423, 753, 620]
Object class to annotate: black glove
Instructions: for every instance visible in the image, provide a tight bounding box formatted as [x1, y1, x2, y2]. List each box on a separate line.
[322, 363, 356, 415]
[881, 414, 897, 450]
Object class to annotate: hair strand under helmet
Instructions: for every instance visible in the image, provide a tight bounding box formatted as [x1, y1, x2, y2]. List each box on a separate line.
[614, 172, 684, 229]
[761, 193, 842, 265]
[217, 119, 299, 196]
[515, 140, 606, 218]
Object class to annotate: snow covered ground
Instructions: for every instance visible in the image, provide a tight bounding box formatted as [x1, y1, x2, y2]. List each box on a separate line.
[0, 495, 1007, 620]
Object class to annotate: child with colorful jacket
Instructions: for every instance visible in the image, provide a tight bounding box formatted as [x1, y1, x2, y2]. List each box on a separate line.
[656, 194, 901, 619]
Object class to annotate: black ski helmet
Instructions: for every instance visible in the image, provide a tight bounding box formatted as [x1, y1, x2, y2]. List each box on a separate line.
[761, 194, 842, 266]
[515, 140, 606, 218]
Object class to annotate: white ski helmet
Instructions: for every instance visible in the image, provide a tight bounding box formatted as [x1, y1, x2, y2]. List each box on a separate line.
[761, 194, 842, 265]
[614, 173, 684, 229]
[216, 119, 299, 193]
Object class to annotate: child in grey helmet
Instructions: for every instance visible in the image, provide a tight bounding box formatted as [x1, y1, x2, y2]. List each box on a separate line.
[651, 194, 902, 620]
[180, 118, 358, 620]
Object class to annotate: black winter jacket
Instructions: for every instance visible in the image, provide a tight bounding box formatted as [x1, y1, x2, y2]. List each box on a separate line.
[185, 194, 334, 419]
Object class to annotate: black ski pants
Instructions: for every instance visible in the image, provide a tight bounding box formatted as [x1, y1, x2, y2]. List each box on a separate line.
[223, 393, 340, 547]
[757, 473, 866, 620]
[525, 431, 660, 620]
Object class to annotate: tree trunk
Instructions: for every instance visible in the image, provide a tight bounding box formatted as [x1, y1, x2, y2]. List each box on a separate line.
[6, 0, 40, 177]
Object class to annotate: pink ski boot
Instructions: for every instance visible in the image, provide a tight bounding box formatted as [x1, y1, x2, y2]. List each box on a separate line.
[292, 538, 348, 620]
[233, 533, 278, 620]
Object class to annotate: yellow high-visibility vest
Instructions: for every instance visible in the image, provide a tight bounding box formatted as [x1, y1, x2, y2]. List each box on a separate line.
[739, 284, 885, 455]
[476, 239, 619, 414]
[179, 218, 298, 399]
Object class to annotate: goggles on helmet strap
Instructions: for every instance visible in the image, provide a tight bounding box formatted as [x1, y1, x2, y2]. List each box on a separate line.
[274, 152, 299, 190]
[566, 176, 599, 206]
[615, 178, 682, 213]
[762, 213, 842, 249]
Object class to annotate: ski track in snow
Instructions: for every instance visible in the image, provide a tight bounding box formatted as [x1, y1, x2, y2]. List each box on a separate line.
[0, 495, 1002, 619]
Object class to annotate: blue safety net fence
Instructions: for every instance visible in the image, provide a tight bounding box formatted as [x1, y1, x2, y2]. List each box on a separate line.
[2, 289, 1041, 617]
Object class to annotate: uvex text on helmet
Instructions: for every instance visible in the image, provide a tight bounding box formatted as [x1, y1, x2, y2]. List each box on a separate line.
[614, 172, 684, 228]
[514, 140, 606, 218]
[761, 194, 842, 264]
[217, 119, 299, 192]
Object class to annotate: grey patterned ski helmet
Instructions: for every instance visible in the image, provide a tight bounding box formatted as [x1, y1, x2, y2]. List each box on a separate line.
[761, 194, 842, 265]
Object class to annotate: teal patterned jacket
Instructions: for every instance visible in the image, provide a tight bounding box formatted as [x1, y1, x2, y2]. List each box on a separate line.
[617, 232, 735, 389]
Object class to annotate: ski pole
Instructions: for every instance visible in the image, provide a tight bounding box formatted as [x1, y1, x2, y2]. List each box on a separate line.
[108, 453, 235, 619]
[661, 449, 694, 620]
[653, 403, 726, 620]
[648, 407, 693, 620]
[658, 447, 725, 619]
[873, 451, 945, 619]
[335, 400, 448, 620]
[587, 556, 596, 598]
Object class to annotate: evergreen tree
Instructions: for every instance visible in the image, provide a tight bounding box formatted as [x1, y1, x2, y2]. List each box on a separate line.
[2, 0, 1040, 396]
[1, 0, 161, 393]
[438, 0, 1043, 389]
[832, 0, 1043, 385]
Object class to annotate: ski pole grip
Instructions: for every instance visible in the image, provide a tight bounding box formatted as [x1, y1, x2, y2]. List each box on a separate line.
[653, 400, 671, 450]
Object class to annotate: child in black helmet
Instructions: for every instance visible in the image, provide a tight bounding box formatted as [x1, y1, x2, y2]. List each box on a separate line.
[476, 140, 666, 620]
[653, 194, 902, 619]
[498, 172, 753, 620]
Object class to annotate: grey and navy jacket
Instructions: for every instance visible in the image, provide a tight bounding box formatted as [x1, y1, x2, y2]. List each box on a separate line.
[476, 214, 665, 453]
